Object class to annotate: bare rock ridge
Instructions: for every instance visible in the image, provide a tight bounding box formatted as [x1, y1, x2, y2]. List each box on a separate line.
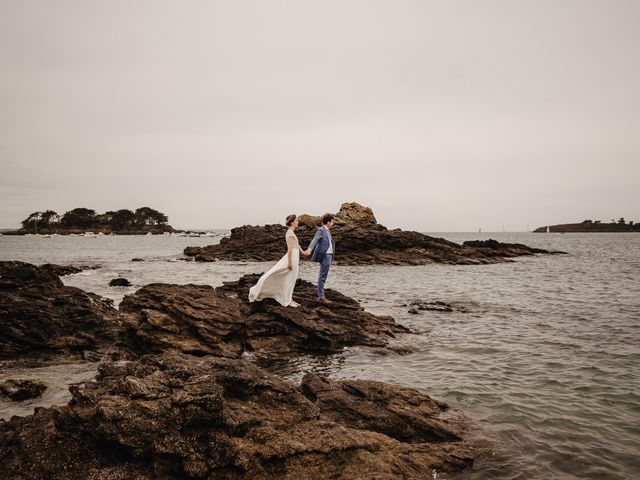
[120, 273, 409, 358]
[0, 352, 474, 479]
[0, 261, 121, 363]
[0, 262, 406, 364]
[184, 202, 566, 265]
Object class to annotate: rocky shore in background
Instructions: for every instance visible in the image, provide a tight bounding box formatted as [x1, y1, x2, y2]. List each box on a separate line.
[534, 219, 640, 233]
[184, 202, 566, 265]
[0, 261, 475, 478]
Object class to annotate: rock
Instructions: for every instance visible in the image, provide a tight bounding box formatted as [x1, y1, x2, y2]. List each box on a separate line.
[109, 278, 132, 287]
[131, 258, 144, 262]
[0, 379, 47, 401]
[406, 301, 466, 314]
[333, 201, 378, 225]
[0, 261, 122, 363]
[39, 264, 101, 276]
[0, 352, 475, 479]
[39, 264, 82, 276]
[300, 374, 464, 443]
[184, 202, 566, 265]
[461, 239, 563, 257]
[120, 273, 410, 359]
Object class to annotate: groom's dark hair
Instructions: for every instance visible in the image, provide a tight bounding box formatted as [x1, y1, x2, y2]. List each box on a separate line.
[322, 213, 335, 225]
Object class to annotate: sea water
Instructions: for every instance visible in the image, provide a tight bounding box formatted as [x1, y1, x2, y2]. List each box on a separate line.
[1, 232, 638, 479]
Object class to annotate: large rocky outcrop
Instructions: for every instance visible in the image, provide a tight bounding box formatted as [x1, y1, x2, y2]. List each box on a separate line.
[0, 352, 475, 479]
[120, 273, 409, 359]
[0, 261, 122, 363]
[184, 202, 565, 265]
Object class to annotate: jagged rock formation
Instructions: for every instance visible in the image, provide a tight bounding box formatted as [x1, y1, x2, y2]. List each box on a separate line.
[184, 202, 565, 265]
[0, 352, 475, 479]
[0, 261, 122, 363]
[120, 274, 409, 359]
[461, 239, 560, 257]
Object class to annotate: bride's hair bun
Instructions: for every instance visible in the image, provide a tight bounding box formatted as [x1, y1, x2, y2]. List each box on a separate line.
[285, 214, 297, 226]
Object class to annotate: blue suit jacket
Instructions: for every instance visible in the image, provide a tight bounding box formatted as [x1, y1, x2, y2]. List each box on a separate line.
[308, 226, 336, 262]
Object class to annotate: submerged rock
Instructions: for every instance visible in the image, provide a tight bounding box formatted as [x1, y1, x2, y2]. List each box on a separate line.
[405, 301, 467, 314]
[120, 273, 409, 359]
[0, 352, 475, 479]
[184, 202, 566, 265]
[0, 379, 47, 401]
[0, 261, 122, 363]
[109, 277, 131, 287]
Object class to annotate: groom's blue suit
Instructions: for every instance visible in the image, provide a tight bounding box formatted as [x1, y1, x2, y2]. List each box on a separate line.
[308, 226, 336, 300]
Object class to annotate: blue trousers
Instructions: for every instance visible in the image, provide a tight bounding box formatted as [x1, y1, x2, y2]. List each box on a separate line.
[317, 254, 333, 299]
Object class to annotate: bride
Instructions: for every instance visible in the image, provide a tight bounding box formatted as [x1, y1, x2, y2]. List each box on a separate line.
[248, 214, 308, 307]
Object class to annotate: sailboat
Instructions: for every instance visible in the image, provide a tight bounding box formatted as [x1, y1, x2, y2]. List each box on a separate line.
[546, 226, 550, 233]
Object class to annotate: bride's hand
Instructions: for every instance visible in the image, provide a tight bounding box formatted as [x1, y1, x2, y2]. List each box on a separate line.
[287, 263, 293, 271]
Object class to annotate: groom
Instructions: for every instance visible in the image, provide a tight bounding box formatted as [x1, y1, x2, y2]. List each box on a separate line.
[304, 213, 336, 303]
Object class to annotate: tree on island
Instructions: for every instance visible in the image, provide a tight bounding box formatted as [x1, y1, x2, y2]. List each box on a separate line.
[21, 210, 60, 233]
[108, 209, 136, 231]
[60, 208, 97, 228]
[134, 207, 168, 227]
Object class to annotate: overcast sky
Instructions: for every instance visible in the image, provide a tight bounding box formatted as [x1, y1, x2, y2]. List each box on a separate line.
[1, 0, 638, 231]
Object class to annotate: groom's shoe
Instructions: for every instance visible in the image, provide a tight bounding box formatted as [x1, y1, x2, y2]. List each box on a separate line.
[319, 297, 332, 304]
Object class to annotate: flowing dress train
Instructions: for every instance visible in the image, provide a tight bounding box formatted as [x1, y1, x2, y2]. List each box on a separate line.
[248, 230, 299, 306]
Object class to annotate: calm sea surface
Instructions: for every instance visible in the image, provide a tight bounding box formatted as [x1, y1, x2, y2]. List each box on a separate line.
[1, 232, 639, 479]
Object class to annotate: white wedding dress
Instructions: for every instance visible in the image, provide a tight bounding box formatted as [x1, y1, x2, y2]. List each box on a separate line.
[248, 229, 300, 306]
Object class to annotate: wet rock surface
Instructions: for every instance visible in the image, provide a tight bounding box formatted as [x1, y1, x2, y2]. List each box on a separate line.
[461, 239, 562, 257]
[0, 352, 474, 479]
[405, 301, 468, 314]
[0, 261, 122, 363]
[120, 273, 410, 359]
[0, 379, 47, 401]
[109, 277, 132, 287]
[39, 264, 101, 276]
[184, 202, 565, 265]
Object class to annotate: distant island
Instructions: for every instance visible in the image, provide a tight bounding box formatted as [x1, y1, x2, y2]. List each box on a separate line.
[534, 218, 640, 233]
[8, 207, 176, 235]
